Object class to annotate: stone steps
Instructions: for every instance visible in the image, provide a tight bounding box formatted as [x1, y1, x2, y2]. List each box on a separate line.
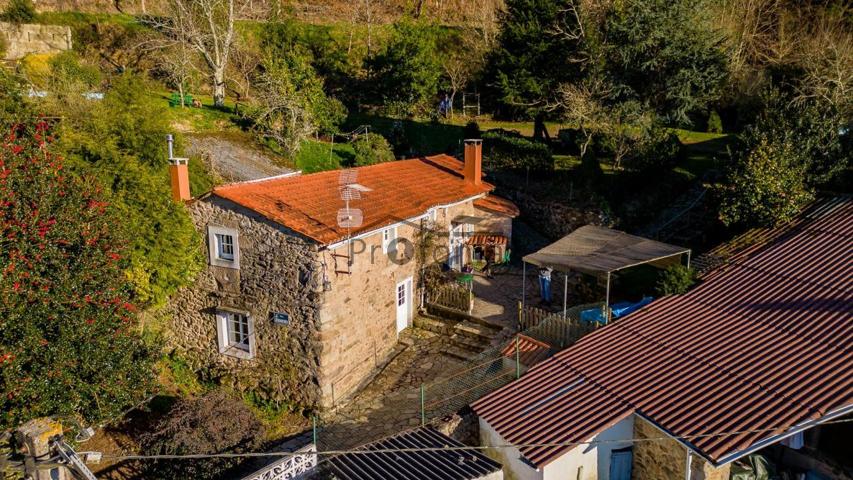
[454, 320, 499, 342]
[449, 333, 489, 352]
[441, 345, 480, 361]
[414, 315, 455, 336]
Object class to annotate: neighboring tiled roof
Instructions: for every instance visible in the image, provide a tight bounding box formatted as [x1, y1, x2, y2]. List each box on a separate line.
[467, 234, 508, 246]
[474, 195, 520, 217]
[213, 155, 493, 245]
[474, 197, 853, 467]
[501, 334, 553, 367]
[326, 427, 502, 480]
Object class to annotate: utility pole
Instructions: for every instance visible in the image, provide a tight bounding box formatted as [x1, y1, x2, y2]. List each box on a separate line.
[11, 418, 100, 480]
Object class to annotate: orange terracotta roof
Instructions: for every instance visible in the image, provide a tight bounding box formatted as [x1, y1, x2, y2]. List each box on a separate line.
[474, 195, 520, 218]
[467, 234, 508, 246]
[501, 334, 553, 368]
[213, 155, 493, 245]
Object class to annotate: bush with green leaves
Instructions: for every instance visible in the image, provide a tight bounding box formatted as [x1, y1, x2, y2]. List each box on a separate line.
[707, 110, 723, 133]
[719, 137, 814, 228]
[368, 20, 442, 112]
[743, 88, 851, 187]
[656, 265, 697, 296]
[51, 72, 206, 307]
[0, 121, 154, 429]
[624, 126, 683, 172]
[140, 390, 265, 480]
[1, 0, 36, 23]
[351, 132, 394, 166]
[247, 51, 346, 158]
[482, 129, 553, 171]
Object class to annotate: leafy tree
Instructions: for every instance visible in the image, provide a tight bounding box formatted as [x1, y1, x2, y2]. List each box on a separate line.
[485, 0, 587, 135]
[744, 88, 851, 187]
[600, 0, 728, 127]
[140, 390, 264, 480]
[719, 137, 814, 227]
[0, 121, 154, 428]
[656, 265, 697, 296]
[249, 52, 346, 158]
[368, 20, 442, 112]
[1, 0, 36, 24]
[49, 73, 205, 306]
[352, 132, 394, 166]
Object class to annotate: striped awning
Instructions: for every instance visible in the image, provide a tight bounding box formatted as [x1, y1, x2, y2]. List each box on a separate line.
[466, 234, 508, 246]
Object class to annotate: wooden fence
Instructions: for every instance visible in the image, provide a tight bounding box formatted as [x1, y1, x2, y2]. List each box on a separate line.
[426, 283, 473, 314]
[519, 302, 603, 350]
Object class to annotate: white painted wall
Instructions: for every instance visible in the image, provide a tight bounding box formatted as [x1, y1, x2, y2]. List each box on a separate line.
[480, 417, 543, 480]
[480, 415, 635, 480]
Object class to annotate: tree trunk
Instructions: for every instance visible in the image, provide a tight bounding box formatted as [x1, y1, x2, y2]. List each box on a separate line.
[533, 112, 551, 143]
[178, 83, 185, 108]
[213, 68, 226, 107]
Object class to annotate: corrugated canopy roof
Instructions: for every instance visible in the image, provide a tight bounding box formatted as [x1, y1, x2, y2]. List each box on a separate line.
[326, 427, 502, 480]
[522, 225, 690, 275]
[475, 197, 853, 467]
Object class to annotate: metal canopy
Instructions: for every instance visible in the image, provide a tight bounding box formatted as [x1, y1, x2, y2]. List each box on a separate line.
[522, 225, 690, 276]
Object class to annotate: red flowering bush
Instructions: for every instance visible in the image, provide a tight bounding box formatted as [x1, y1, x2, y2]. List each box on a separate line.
[0, 121, 153, 428]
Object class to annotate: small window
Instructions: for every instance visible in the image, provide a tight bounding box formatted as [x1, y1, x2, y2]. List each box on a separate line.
[397, 283, 406, 306]
[216, 233, 234, 260]
[216, 309, 253, 359]
[382, 227, 398, 254]
[208, 225, 239, 268]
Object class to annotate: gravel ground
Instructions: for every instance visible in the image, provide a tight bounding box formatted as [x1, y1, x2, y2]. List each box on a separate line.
[186, 134, 293, 183]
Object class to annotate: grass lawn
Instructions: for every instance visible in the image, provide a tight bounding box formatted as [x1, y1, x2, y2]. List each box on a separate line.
[294, 140, 356, 173]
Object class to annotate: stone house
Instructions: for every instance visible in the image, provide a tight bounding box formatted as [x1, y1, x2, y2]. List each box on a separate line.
[169, 140, 518, 408]
[472, 197, 852, 480]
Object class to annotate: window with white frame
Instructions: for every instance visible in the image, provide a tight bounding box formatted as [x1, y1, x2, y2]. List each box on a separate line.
[382, 226, 398, 254]
[215, 309, 254, 359]
[208, 225, 240, 268]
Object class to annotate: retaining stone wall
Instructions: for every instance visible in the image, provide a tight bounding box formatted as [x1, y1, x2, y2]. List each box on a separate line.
[0, 21, 71, 60]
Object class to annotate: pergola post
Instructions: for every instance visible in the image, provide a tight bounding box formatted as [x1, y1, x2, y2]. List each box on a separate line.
[686, 251, 692, 269]
[605, 271, 611, 323]
[563, 273, 568, 320]
[518, 260, 527, 331]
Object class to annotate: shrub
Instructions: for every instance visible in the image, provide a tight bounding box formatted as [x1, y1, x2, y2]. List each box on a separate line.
[625, 126, 683, 172]
[1, 0, 36, 24]
[351, 132, 394, 166]
[0, 121, 154, 428]
[55, 73, 205, 307]
[140, 390, 265, 480]
[482, 129, 553, 171]
[719, 137, 813, 227]
[463, 120, 481, 139]
[707, 110, 723, 133]
[656, 265, 697, 296]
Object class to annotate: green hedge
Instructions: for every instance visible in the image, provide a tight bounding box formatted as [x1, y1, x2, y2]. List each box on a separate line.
[482, 129, 554, 171]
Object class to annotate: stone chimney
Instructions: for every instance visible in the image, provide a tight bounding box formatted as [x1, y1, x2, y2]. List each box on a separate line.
[166, 134, 191, 202]
[463, 139, 483, 185]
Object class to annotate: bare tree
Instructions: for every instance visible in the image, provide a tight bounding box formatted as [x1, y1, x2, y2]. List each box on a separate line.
[441, 33, 486, 118]
[228, 46, 261, 103]
[160, 42, 197, 107]
[250, 63, 316, 159]
[153, 0, 250, 107]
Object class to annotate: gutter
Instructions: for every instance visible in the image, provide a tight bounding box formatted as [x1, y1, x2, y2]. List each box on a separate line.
[323, 192, 489, 251]
[712, 403, 853, 467]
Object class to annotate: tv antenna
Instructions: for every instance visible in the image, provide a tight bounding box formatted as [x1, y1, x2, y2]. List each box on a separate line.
[336, 170, 372, 273]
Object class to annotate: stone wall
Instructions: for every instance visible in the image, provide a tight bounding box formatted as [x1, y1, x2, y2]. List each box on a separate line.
[0, 22, 71, 60]
[169, 196, 323, 408]
[316, 196, 510, 406]
[632, 416, 731, 480]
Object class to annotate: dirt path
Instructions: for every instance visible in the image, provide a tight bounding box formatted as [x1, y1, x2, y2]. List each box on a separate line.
[186, 134, 293, 183]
